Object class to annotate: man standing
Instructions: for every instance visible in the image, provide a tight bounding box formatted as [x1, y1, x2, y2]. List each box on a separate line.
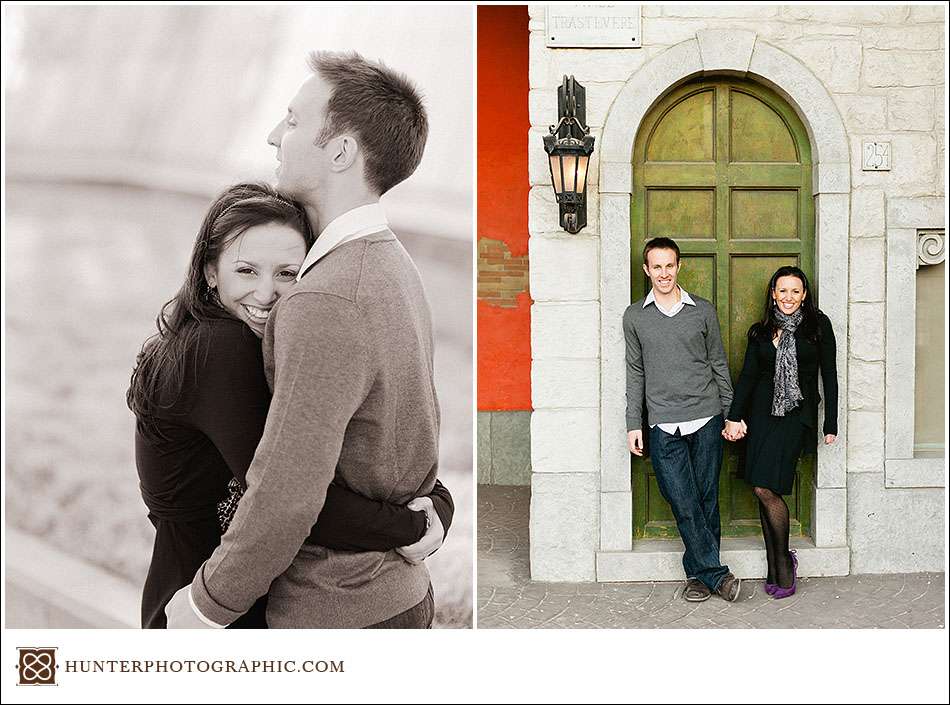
[623, 237, 740, 602]
[166, 51, 442, 628]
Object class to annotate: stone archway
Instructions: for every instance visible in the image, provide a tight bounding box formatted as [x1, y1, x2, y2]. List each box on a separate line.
[593, 30, 851, 581]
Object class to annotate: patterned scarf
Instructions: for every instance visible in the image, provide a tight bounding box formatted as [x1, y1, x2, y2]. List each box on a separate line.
[772, 305, 804, 416]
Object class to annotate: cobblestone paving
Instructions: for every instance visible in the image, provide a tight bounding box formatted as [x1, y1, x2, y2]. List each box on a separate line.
[477, 486, 945, 629]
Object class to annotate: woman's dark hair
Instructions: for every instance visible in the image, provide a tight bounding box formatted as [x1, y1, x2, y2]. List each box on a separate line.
[751, 265, 821, 343]
[127, 183, 313, 440]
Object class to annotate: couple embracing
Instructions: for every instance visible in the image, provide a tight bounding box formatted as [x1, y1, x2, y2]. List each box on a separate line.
[624, 237, 838, 602]
[128, 51, 452, 629]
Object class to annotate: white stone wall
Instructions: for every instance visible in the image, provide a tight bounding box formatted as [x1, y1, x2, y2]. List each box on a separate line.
[527, 4, 946, 579]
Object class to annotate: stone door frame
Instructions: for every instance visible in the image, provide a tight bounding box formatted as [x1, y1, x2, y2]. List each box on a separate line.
[530, 30, 853, 581]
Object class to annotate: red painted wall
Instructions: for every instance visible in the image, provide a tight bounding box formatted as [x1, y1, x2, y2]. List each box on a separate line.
[477, 5, 532, 411]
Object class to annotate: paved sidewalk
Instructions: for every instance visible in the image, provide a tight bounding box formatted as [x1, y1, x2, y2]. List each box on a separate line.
[478, 486, 945, 629]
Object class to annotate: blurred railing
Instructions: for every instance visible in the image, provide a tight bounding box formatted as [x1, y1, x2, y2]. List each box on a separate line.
[6, 529, 138, 629]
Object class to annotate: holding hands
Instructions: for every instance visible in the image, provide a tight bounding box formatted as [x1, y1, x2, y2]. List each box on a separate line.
[722, 419, 747, 442]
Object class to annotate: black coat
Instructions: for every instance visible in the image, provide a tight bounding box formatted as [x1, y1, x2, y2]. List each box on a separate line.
[727, 312, 838, 437]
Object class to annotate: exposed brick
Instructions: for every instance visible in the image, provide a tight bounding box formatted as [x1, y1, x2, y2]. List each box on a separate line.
[478, 238, 530, 308]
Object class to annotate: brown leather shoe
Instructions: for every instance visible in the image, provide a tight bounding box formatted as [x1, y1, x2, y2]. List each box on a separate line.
[683, 578, 711, 602]
[716, 572, 741, 602]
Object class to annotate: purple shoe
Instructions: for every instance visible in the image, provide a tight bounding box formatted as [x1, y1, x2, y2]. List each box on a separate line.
[764, 581, 777, 595]
[772, 550, 798, 599]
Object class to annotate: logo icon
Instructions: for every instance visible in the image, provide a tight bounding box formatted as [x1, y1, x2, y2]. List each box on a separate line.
[17, 647, 57, 686]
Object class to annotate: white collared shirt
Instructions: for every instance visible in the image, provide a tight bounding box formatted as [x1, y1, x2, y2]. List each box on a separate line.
[643, 286, 695, 318]
[296, 202, 389, 281]
[189, 585, 226, 628]
[643, 287, 713, 436]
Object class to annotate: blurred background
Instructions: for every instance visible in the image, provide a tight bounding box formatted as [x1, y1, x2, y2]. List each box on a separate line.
[4, 5, 473, 628]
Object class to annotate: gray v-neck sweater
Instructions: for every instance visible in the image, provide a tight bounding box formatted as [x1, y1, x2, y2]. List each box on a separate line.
[623, 295, 733, 431]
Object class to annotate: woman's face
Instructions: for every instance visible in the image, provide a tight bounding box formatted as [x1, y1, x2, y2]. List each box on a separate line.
[206, 222, 308, 338]
[772, 274, 806, 316]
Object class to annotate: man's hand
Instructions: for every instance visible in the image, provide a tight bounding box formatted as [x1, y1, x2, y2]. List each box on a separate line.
[824, 434, 837, 445]
[165, 584, 214, 629]
[628, 429, 644, 456]
[395, 496, 444, 565]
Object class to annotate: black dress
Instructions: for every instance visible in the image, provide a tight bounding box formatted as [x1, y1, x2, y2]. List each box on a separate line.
[726, 312, 838, 495]
[134, 318, 454, 629]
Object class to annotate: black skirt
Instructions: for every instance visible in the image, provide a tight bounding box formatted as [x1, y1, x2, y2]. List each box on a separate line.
[743, 407, 810, 496]
[141, 514, 267, 629]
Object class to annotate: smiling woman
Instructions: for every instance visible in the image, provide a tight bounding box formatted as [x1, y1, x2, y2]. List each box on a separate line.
[772, 274, 807, 318]
[127, 183, 314, 439]
[206, 222, 308, 337]
[725, 265, 838, 597]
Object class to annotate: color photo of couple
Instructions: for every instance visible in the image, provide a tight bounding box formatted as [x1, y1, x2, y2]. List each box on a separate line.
[625, 237, 838, 604]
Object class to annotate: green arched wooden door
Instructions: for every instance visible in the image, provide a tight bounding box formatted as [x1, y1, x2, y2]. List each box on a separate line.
[631, 77, 815, 539]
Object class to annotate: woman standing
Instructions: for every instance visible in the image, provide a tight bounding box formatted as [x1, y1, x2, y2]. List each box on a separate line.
[723, 266, 837, 599]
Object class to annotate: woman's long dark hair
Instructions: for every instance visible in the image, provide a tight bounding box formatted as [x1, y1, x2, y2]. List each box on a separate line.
[127, 183, 313, 440]
[751, 265, 821, 343]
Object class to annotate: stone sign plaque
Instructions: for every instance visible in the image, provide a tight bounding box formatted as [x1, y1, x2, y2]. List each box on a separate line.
[862, 141, 891, 171]
[546, 5, 642, 48]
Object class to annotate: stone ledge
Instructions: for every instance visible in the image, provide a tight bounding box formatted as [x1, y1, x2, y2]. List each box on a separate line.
[596, 537, 850, 582]
[6, 527, 139, 628]
[885, 458, 946, 489]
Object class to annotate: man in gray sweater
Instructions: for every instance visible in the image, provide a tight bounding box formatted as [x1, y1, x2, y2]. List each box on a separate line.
[623, 237, 740, 602]
[166, 51, 442, 628]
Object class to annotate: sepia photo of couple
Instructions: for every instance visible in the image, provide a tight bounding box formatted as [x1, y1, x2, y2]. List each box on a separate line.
[5, 4, 473, 631]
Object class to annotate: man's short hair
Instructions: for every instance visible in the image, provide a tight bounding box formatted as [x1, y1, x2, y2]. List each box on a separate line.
[309, 51, 428, 196]
[642, 236, 681, 265]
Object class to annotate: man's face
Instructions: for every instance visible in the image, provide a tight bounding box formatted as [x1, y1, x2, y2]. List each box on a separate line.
[642, 247, 680, 296]
[267, 74, 333, 200]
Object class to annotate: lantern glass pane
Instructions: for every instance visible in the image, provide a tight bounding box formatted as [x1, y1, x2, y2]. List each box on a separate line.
[575, 155, 590, 194]
[549, 154, 563, 194]
[561, 154, 578, 193]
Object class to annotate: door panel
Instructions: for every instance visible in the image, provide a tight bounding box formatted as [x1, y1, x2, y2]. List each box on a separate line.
[730, 90, 799, 162]
[731, 190, 800, 240]
[647, 189, 716, 239]
[677, 255, 716, 303]
[631, 77, 815, 539]
[646, 89, 716, 162]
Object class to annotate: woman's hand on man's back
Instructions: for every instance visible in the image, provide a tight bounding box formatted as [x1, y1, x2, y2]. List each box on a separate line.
[395, 496, 444, 565]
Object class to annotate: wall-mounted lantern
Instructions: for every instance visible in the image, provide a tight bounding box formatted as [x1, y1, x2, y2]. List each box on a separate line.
[542, 75, 595, 234]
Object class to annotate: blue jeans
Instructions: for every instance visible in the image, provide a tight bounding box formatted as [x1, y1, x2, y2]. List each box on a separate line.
[650, 415, 729, 591]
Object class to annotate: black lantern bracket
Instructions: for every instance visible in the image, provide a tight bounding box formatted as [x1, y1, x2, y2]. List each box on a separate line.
[542, 75, 596, 234]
